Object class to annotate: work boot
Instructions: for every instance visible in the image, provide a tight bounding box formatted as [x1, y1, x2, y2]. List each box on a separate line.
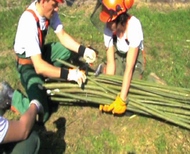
[0, 81, 14, 110]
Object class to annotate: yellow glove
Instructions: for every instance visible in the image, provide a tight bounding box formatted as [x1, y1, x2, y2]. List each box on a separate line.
[99, 94, 127, 114]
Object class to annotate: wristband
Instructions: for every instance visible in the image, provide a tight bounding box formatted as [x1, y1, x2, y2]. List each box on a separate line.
[60, 68, 69, 80]
[78, 45, 86, 57]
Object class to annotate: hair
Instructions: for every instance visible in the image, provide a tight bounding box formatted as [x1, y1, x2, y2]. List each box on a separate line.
[115, 12, 130, 27]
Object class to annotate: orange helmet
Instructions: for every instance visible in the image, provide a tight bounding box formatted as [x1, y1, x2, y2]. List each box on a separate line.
[55, 0, 64, 3]
[100, 0, 134, 23]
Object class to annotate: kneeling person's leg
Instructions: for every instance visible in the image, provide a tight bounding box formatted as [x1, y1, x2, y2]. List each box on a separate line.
[18, 65, 49, 123]
[43, 42, 71, 67]
[11, 131, 40, 154]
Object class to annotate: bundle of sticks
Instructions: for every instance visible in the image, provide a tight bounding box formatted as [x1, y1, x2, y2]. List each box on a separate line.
[43, 60, 190, 130]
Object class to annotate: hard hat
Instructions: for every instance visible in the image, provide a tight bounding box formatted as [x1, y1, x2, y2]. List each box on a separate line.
[55, 0, 64, 3]
[100, 0, 134, 22]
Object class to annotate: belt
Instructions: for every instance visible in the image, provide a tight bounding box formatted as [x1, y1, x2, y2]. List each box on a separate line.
[16, 55, 33, 65]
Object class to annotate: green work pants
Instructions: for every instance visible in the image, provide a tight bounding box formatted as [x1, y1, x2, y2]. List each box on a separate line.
[0, 131, 40, 154]
[115, 50, 145, 79]
[12, 42, 71, 123]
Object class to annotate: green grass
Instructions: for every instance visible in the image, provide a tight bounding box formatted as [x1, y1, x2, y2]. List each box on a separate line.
[0, 2, 190, 154]
[154, 134, 167, 152]
[0, 8, 22, 50]
[75, 129, 121, 153]
[130, 6, 190, 87]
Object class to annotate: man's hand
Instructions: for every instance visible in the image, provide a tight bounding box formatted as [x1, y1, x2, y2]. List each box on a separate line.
[67, 68, 86, 87]
[83, 48, 96, 63]
[100, 94, 127, 114]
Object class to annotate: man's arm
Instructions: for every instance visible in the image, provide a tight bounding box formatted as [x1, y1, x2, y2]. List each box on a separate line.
[31, 28, 96, 78]
[31, 54, 86, 86]
[31, 29, 82, 78]
[56, 30, 81, 53]
[2, 103, 38, 143]
[31, 54, 62, 78]
[56, 29, 96, 63]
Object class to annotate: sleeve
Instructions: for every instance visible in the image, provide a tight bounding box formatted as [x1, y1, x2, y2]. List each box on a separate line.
[14, 12, 42, 57]
[0, 116, 9, 143]
[50, 12, 63, 33]
[103, 25, 114, 48]
[127, 17, 144, 48]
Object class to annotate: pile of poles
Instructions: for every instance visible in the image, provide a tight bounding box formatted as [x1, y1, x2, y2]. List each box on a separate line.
[43, 60, 190, 130]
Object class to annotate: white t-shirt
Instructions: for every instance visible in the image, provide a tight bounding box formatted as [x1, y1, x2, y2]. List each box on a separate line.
[103, 16, 144, 54]
[14, 0, 63, 57]
[0, 116, 9, 143]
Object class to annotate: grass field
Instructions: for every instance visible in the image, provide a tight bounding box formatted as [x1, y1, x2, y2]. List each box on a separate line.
[0, 0, 190, 153]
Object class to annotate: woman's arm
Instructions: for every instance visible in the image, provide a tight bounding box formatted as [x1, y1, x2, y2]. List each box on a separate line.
[2, 104, 38, 143]
[105, 46, 116, 75]
[120, 47, 139, 101]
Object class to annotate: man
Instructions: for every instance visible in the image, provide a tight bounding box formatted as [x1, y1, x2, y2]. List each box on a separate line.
[0, 81, 43, 154]
[10, 0, 96, 122]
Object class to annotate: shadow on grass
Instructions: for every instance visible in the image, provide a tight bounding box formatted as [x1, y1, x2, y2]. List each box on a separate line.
[36, 117, 66, 154]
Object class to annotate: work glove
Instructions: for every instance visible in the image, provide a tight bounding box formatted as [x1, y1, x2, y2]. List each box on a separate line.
[99, 94, 127, 114]
[29, 99, 46, 123]
[67, 68, 86, 87]
[29, 99, 44, 114]
[83, 48, 96, 63]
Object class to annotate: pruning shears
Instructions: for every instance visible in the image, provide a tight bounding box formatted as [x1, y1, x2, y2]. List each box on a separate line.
[94, 63, 104, 77]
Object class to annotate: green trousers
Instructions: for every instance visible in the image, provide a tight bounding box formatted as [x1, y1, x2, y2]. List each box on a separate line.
[12, 42, 71, 123]
[0, 131, 40, 154]
[115, 50, 145, 79]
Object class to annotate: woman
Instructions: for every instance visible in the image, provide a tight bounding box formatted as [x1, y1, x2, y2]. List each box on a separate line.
[96, 0, 146, 114]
